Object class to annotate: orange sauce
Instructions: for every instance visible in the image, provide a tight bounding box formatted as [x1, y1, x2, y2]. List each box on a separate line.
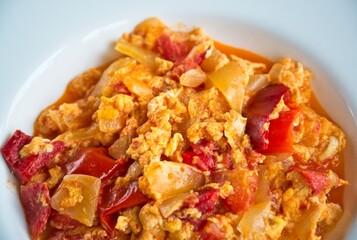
[309, 93, 345, 206]
[214, 41, 273, 70]
[37, 41, 344, 207]
[216, 40, 344, 206]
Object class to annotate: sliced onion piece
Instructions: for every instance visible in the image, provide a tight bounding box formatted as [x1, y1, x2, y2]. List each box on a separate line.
[138, 161, 205, 200]
[180, 68, 207, 87]
[159, 192, 193, 218]
[115, 39, 158, 70]
[51, 174, 101, 226]
[207, 62, 247, 112]
[238, 201, 271, 238]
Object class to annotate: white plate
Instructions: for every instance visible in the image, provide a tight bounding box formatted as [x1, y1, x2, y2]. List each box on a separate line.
[0, 0, 356, 239]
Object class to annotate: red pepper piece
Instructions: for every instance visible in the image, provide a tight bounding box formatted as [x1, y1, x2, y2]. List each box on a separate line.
[65, 147, 130, 185]
[1, 130, 32, 169]
[15, 140, 65, 184]
[262, 110, 300, 154]
[212, 169, 258, 213]
[245, 84, 290, 151]
[99, 181, 149, 233]
[20, 182, 51, 239]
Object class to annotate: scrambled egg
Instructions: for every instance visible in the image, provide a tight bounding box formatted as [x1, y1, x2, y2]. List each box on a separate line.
[16, 17, 347, 240]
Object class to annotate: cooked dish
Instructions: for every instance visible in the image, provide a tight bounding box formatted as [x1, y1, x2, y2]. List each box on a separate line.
[1, 18, 347, 240]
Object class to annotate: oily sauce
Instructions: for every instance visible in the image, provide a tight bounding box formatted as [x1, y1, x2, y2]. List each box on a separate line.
[37, 41, 345, 206]
[215, 41, 345, 206]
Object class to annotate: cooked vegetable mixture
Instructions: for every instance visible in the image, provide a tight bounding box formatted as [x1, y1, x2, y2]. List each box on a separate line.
[1, 18, 347, 240]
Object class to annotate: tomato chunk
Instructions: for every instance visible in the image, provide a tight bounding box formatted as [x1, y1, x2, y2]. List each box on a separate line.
[182, 139, 218, 171]
[99, 181, 149, 233]
[155, 34, 191, 63]
[168, 51, 206, 80]
[212, 169, 258, 213]
[200, 221, 225, 240]
[245, 84, 290, 151]
[20, 182, 51, 239]
[262, 110, 300, 154]
[65, 147, 130, 184]
[292, 166, 331, 194]
[195, 189, 220, 214]
[49, 211, 82, 231]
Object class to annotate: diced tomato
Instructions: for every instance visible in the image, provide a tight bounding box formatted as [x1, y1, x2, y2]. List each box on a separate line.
[244, 148, 265, 169]
[65, 147, 131, 185]
[99, 181, 149, 233]
[154, 34, 191, 63]
[182, 140, 218, 171]
[182, 150, 215, 171]
[48, 231, 107, 240]
[49, 211, 83, 231]
[110, 81, 130, 95]
[168, 51, 206, 80]
[200, 221, 225, 240]
[245, 84, 290, 151]
[1, 130, 32, 169]
[20, 182, 51, 239]
[212, 169, 258, 213]
[195, 189, 220, 214]
[292, 165, 331, 194]
[261, 110, 300, 154]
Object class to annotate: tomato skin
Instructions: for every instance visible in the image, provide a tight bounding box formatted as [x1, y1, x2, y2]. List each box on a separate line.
[261, 110, 301, 154]
[155, 34, 191, 63]
[182, 139, 218, 171]
[200, 221, 225, 240]
[292, 165, 331, 194]
[212, 169, 258, 213]
[49, 211, 82, 231]
[245, 84, 290, 151]
[65, 147, 130, 185]
[99, 181, 149, 233]
[195, 189, 220, 214]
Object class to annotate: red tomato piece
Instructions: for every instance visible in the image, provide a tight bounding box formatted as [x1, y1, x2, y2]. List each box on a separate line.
[212, 169, 259, 213]
[49, 211, 82, 231]
[200, 221, 225, 240]
[168, 51, 207, 80]
[182, 139, 218, 171]
[1, 130, 32, 169]
[182, 150, 215, 171]
[195, 189, 220, 214]
[20, 182, 51, 239]
[110, 81, 130, 95]
[262, 110, 300, 154]
[245, 84, 290, 151]
[99, 181, 149, 233]
[65, 148, 130, 185]
[292, 166, 330, 194]
[155, 34, 191, 63]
